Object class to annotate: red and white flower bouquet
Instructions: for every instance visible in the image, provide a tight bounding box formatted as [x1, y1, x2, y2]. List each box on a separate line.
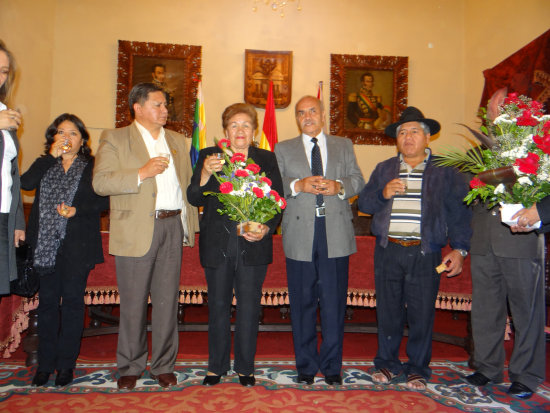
[203, 138, 286, 228]
[437, 92, 550, 210]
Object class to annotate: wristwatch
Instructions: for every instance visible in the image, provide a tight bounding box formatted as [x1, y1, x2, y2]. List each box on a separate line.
[338, 183, 345, 197]
[456, 249, 468, 257]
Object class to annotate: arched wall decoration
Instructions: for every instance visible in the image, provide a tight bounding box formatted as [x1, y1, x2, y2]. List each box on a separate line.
[330, 54, 408, 145]
[115, 40, 202, 137]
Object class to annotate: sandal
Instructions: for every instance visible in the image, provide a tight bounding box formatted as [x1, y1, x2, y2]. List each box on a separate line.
[371, 368, 398, 384]
[406, 374, 427, 391]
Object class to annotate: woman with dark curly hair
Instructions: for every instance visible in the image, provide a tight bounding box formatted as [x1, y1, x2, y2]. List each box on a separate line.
[21, 113, 108, 387]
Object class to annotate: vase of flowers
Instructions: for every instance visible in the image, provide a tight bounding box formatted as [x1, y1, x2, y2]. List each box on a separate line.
[436, 92, 550, 222]
[203, 138, 286, 234]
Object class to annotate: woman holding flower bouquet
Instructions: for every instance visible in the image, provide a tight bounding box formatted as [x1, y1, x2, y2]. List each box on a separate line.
[187, 103, 284, 387]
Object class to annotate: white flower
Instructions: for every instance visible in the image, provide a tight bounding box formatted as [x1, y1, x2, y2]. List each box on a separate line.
[517, 176, 531, 185]
[494, 184, 506, 194]
[493, 114, 515, 125]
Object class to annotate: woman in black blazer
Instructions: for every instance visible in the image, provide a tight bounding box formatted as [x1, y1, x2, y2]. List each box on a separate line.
[187, 103, 283, 387]
[21, 114, 108, 387]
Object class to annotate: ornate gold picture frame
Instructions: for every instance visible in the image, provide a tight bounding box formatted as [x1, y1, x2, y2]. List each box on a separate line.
[244, 49, 292, 109]
[115, 40, 202, 136]
[330, 54, 408, 145]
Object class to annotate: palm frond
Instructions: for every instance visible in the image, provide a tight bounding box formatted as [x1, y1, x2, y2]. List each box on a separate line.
[434, 145, 486, 173]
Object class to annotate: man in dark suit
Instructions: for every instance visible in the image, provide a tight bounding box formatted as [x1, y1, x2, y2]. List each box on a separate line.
[465, 201, 546, 399]
[274, 95, 365, 386]
[93, 83, 198, 390]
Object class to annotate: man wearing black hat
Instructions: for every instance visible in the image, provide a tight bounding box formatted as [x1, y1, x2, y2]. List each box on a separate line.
[358, 107, 472, 390]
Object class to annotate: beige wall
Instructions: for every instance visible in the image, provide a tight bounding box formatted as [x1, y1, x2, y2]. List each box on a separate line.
[1, 0, 549, 195]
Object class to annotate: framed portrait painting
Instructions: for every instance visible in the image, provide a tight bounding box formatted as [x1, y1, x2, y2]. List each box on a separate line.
[116, 40, 202, 136]
[244, 49, 292, 109]
[330, 54, 408, 145]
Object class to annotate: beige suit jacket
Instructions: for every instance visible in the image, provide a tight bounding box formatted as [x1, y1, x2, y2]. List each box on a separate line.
[92, 122, 198, 257]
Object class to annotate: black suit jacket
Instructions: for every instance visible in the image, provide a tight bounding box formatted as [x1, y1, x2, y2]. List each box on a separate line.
[470, 202, 540, 258]
[187, 146, 283, 268]
[21, 155, 109, 269]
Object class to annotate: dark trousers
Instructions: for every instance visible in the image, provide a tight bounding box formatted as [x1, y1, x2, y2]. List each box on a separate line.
[204, 232, 267, 376]
[115, 215, 183, 376]
[286, 216, 349, 377]
[37, 254, 90, 372]
[0, 213, 9, 295]
[374, 242, 440, 379]
[471, 252, 545, 390]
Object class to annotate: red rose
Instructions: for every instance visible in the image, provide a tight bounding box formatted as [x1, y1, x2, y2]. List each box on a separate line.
[516, 110, 538, 127]
[469, 177, 486, 189]
[530, 100, 544, 116]
[219, 182, 234, 194]
[260, 176, 272, 186]
[217, 139, 231, 150]
[533, 134, 550, 155]
[514, 152, 540, 174]
[279, 197, 287, 210]
[231, 153, 246, 163]
[542, 121, 550, 135]
[235, 169, 249, 178]
[270, 189, 281, 201]
[246, 163, 261, 174]
[504, 93, 519, 105]
[252, 187, 264, 198]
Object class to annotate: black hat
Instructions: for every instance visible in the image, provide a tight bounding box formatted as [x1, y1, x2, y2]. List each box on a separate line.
[384, 106, 441, 138]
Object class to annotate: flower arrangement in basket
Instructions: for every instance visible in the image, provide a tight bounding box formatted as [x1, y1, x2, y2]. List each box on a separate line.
[436, 90, 550, 212]
[203, 138, 286, 232]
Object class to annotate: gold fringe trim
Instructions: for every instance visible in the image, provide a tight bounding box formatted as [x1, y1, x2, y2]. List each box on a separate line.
[1, 296, 39, 358]
[84, 288, 471, 311]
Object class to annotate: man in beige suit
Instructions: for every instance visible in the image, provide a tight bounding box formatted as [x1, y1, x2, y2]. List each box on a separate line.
[93, 83, 198, 390]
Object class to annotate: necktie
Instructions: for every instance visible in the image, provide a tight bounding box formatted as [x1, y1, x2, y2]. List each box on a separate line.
[311, 137, 324, 206]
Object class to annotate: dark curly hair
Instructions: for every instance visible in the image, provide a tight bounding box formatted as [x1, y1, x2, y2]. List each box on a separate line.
[44, 113, 92, 159]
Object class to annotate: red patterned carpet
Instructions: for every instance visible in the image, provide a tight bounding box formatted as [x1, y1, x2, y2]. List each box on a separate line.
[1, 307, 549, 412]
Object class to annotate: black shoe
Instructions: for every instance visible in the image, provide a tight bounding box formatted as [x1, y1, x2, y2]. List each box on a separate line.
[32, 371, 51, 387]
[465, 372, 491, 386]
[202, 374, 222, 386]
[238, 374, 255, 387]
[55, 369, 74, 387]
[508, 381, 534, 399]
[325, 375, 343, 385]
[296, 374, 314, 385]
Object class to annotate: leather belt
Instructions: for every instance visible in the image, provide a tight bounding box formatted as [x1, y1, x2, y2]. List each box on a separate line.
[155, 209, 181, 219]
[388, 237, 421, 247]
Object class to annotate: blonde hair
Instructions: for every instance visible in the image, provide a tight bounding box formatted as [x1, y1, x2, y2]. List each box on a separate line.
[0, 40, 16, 102]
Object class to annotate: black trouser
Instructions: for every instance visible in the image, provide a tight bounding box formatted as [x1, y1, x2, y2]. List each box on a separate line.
[37, 254, 90, 372]
[0, 213, 10, 295]
[373, 242, 441, 379]
[204, 231, 267, 376]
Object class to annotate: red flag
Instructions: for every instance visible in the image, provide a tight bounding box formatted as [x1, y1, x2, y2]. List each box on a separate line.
[259, 81, 278, 151]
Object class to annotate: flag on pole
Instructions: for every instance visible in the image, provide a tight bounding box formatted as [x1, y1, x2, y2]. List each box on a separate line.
[317, 81, 328, 133]
[190, 80, 206, 169]
[258, 80, 278, 152]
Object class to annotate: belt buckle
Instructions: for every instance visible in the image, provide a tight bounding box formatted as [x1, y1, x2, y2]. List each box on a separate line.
[315, 206, 326, 217]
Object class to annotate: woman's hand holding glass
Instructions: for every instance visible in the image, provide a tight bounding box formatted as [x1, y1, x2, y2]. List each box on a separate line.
[0, 108, 21, 130]
[200, 154, 224, 185]
[56, 202, 76, 219]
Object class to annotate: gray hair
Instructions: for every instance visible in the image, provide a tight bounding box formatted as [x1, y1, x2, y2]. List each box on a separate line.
[396, 121, 430, 136]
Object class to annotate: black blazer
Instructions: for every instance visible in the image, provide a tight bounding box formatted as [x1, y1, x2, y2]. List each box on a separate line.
[470, 202, 540, 258]
[187, 146, 283, 268]
[21, 155, 109, 269]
